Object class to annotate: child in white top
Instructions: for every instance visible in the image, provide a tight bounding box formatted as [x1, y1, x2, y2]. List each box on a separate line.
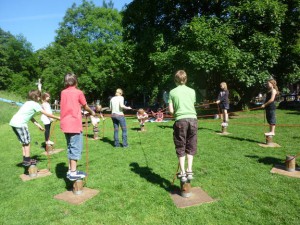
[137, 108, 148, 131]
[41, 92, 54, 145]
[10, 90, 60, 167]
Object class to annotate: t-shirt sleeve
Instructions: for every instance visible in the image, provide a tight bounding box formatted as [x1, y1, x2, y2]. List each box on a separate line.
[34, 102, 43, 112]
[78, 91, 87, 106]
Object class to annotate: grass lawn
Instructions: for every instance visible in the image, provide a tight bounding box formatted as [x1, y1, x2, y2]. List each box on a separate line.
[0, 97, 300, 225]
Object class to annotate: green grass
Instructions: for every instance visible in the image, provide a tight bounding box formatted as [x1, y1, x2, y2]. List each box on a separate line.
[0, 98, 300, 225]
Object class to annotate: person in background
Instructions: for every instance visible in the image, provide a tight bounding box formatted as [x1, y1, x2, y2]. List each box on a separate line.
[109, 88, 132, 148]
[216, 82, 229, 124]
[261, 78, 278, 136]
[41, 92, 55, 145]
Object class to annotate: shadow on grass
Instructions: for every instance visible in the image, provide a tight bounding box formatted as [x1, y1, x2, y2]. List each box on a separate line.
[129, 162, 179, 192]
[157, 125, 173, 129]
[101, 137, 115, 147]
[131, 127, 141, 131]
[221, 135, 261, 144]
[245, 155, 283, 165]
[55, 162, 73, 190]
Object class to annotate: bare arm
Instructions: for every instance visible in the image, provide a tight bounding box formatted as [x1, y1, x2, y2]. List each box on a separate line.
[262, 89, 277, 108]
[83, 104, 96, 116]
[41, 110, 60, 120]
[169, 102, 174, 115]
[30, 117, 45, 131]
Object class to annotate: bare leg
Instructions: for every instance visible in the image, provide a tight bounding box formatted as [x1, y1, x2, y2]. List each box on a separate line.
[186, 154, 193, 172]
[178, 156, 186, 174]
[69, 159, 77, 172]
[23, 144, 30, 157]
[223, 109, 228, 122]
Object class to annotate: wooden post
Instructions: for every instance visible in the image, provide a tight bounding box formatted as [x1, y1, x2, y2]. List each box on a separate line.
[180, 180, 192, 198]
[28, 165, 38, 177]
[73, 179, 84, 195]
[46, 144, 53, 154]
[285, 155, 296, 172]
[265, 135, 273, 145]
[93, 127, 99, 139]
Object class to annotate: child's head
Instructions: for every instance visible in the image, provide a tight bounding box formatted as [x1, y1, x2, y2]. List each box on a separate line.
[115, 88, 123, 96]
[95, 105, 102, 112]
[174, 70, 187, 85]
[267, 78, 278, 92]
[28, 90, 41, 102]
[220, 82, 227, 90]
[41, 92, 50, 101]
[158, 108, 162, 112]
[138, 108, 145, 115]
[64, 73, 78, 87]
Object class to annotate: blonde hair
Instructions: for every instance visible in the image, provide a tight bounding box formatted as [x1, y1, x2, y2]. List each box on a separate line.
[64, 73, 78, 87]
[220, 82, 228, 90]
[268, 78, 279, 93]
[174, 70, 187, 85]
[138, 108, 145, 115]
[95, 105, 102, 112]
[115, 88, 123, 95]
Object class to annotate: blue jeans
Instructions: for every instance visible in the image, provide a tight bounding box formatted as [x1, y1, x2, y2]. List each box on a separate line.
[65, 133, 83, 160]
[111, 114, 128, 147]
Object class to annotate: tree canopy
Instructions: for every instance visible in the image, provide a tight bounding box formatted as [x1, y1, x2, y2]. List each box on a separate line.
[0, 0, 299, 106]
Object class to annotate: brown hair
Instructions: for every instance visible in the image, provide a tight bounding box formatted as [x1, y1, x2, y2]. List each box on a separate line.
[64, 73, 78, 87]
[28, 90, 41, 102]
[174, 70, 187, 85]
[41, 92, 50, 101]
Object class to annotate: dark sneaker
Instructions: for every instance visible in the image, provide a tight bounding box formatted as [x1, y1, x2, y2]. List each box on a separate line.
[67, 171, 86, 181]
[22, 159, 38, 166]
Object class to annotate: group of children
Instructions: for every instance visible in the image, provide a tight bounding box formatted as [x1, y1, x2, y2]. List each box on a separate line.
[9, 70, 279, 184]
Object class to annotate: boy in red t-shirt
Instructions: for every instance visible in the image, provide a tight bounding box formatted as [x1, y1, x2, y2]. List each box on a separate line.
[60, 73, 95, 181]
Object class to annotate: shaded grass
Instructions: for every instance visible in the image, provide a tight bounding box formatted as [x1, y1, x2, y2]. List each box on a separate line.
[0, 100, 300, 225]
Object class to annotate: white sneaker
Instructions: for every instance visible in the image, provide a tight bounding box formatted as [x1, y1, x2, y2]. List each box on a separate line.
[46, 140, 54, 145]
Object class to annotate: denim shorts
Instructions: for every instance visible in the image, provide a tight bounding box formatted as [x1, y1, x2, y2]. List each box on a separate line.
[65, 133, 83, 160]
[266, 109, 276, 125]
[173, 118, 198, 157]
[12, 126, 30, 145]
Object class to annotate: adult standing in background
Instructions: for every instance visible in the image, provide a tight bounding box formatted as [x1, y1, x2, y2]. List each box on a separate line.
[110, 88, 132, 148]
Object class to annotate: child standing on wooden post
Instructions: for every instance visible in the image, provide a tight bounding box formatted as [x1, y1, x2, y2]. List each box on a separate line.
[216, 82, 229, 124]
[169, 70, 198, 182]
[60, 73, 95, 181]
[261, 78, 278, 136]
[41, 92, 55, 145]
[10, 90, 60, 167]
[137, 108, 148, 131]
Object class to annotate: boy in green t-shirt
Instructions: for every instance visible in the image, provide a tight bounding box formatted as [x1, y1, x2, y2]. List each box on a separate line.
[169, 70, 198, 182]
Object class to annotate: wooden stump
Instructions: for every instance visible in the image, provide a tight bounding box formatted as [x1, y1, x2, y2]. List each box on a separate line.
[28, 165, 38, 177]
[266, 135, 274, 145]
[73, 179, 84, 195]
[180, 180, 192, 198]
[286, 155, 296, 172]
[46, 144, 53, 154]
